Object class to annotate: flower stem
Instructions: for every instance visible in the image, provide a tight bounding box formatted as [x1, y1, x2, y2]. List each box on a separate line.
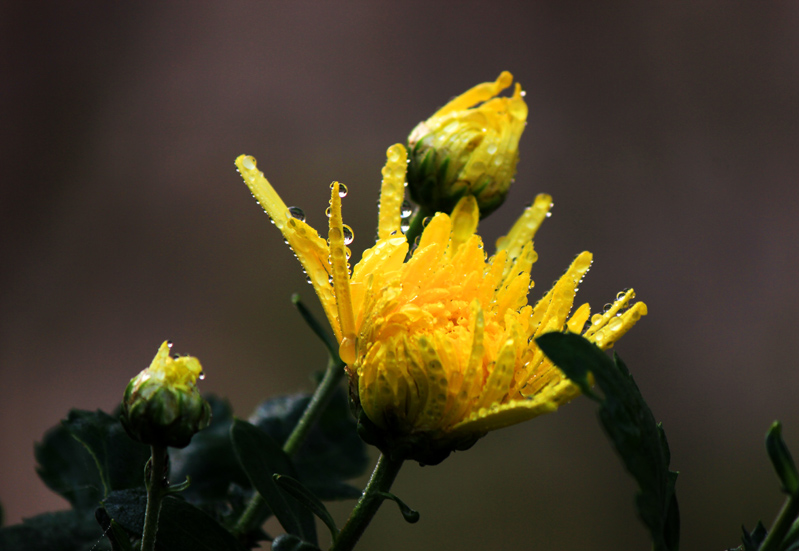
[140, 445, 168, 551]
[759, 492, 799, 551]
[233, 358, 346, 536]
[329, 454, 404, 551]
[403, 206, 431, 250]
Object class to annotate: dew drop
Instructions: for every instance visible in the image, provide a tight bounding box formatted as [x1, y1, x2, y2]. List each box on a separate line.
[422, 216, 432, 227]
[388, 148, 401, 162]
[608, 317, 623, 332]
[545, 212, 552, 218]
[401, 221, 410, 233]
[401, 200, 413, 218]
[287, 206, 306, 222]
[591, 314, 603, 325]
[486, 143, 498, 155]
[342, 225, 354, 245]
[167, 341, 174, 349]
[325, 206, 332, 218]
[198, 372, 206, 380]
[338, 183, 348, 198]
[242, 156, 256, 170]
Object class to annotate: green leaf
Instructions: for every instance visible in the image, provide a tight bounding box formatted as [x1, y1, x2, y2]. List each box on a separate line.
[35, 422, 105, 512]
[376, 491, 420, 524]
[274, 474, 338, 541]
[62, 409, 151, 496]
[292, 294, 339, 359]
[169, 396, 250, 504]
[740, 522, 768, 551]
[271, 534, 321, 551]
[249, 389, 368, 499]
[536, 332, 680, 551]
[231, 419, 316, 543]
[0, 510, 109, 551]
[103, 491, 246, 551]
[766, 422, 799, 495]
[95, 507, 134, 551]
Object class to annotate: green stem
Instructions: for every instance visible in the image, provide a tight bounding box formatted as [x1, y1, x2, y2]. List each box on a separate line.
[233, 358, 346, 536]
[140, 445, 168, 551]
[760, 493, 799, 551]
[403, 206, 431, 249]
[329, 454, 404, 551]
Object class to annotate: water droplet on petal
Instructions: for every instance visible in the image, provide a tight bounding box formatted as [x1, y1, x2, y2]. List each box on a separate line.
[401, 221, 410, 233]
[242, 156, 256, 170]
[287, 206, 306, 221]
[198, 372, 206, 380]
[422, 216, 432, 227]
[401, 200, 413, 218]
[167, 341, 174, 349]
[342, 225, 354, 245]
[338, 183, 348, 198]
[591, 314, 603, 325]
[325, 206, 332, 218]
[608, 317, 623, 332]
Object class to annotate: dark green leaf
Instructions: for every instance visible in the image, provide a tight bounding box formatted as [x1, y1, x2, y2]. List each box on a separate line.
[0, 510, 109, 551]
[231, 419, 316, 543]
[292, 294, 339, 359]
[169, 396, 250, 504]
[274, 474, 338, 540]
[249, 389, 368, 499]
[95, 507, 134, 551]
[376, 491, 420, 524]
[35, 422, 105, 512]
[103, 491, 246, 551]
[536, 332, 679, 551]
[271, 534, 321, 551]
[740, 521, 768, 551]
[62, 409, 150, 495]
[766, 422, 799, 495]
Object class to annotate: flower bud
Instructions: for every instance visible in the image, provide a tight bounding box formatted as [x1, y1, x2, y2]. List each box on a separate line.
[121, 341, 211, 448]
[407, 71, 528, 218]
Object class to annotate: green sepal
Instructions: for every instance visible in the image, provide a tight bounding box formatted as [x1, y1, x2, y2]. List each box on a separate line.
[271, 534, 321, 551]
[102, 490, 246, 551]
[536, 332, 680, 551]
[230, 419, 317, 544]
[766, 422, 799, 495]
[274, 474, 339, 541]
[376, 491, 420, 524]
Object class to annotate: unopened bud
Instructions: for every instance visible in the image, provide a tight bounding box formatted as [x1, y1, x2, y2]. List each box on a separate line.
[121, 341, 211, 448]
[407, 71, 528, 218]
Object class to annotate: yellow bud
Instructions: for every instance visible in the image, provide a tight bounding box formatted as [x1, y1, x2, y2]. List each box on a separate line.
[407, 71, 528, 218]
[121, 341, 211, 448]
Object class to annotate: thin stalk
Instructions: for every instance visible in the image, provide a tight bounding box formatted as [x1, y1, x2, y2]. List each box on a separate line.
[760, 493, 799, 551]
[233, 357, 346, 536]
[402, 206, 431, 250]
[329, 454, 404, 551]
[140, 445, 168, 551]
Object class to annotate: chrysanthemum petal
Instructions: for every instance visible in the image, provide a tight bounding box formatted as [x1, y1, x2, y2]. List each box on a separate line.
[449, 196, 479, 255]
[433, 71, 514, 119]
[236, 155, 339, 336]
[495, 193, 552, 278]
[328, 182, 357, 361]
[378, 144, 407, 240]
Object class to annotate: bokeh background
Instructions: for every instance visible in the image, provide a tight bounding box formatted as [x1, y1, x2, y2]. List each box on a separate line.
[3, 2, 799, 549]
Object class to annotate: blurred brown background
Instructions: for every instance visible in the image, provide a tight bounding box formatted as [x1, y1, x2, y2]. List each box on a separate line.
[2, 2, 799, 549]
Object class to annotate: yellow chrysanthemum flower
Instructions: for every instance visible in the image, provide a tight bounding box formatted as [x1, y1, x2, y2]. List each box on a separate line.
[235, 145, 646, 464]
[407, 71, 527, 218]
[122, 341, 211, 448]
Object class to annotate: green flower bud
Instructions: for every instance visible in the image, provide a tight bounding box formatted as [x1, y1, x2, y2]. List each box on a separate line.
[122, 341, 211, 448]
[407, 71, 528, 218]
